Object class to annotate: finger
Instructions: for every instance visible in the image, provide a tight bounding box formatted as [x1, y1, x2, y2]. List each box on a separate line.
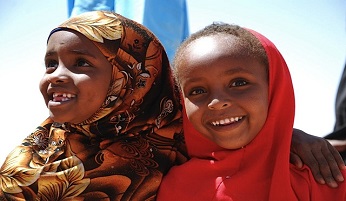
[329, 145, 346, 170]
[302, 150, 326, 185]
[289, 152, 303, 168]
[326, 144, 345, 181]
[313, 148, 338, 188]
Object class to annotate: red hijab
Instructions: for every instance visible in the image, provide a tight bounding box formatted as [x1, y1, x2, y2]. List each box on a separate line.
[157, 28, 346, 201]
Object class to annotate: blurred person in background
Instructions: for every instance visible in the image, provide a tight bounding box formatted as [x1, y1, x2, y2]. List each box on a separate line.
[326, 62, 346, 162]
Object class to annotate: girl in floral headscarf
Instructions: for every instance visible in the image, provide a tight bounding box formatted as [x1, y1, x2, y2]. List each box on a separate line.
[0, 11, 187, 200]
[0, 11, 344, 201]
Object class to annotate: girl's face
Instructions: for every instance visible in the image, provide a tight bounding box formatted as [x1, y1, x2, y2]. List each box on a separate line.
[40, 30, 112, 124]
[178, 34, 269, 149]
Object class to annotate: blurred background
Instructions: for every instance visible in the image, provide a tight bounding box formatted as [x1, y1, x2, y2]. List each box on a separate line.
[0, 0, 345, 163]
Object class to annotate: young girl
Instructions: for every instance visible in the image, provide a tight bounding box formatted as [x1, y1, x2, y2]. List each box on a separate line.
[0, 11, 187, 200]
[0, 11, 343, 200]
[157, 23, 346, 200]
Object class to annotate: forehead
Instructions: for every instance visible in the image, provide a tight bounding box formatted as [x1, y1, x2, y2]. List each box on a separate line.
[175, 33, 268, 82]
[46, 30, 107, 60]
[179, 34, 245, 70]
[185, 34, 245, 62]
[47, 30, 96, 49]
[187, 36, 221, 57]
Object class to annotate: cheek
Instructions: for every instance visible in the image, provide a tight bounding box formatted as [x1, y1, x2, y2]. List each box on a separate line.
[184, 99, 201, 125]
[84, 84, 107, 103]
[39, 76, 49, 104]
[86, 76, 111, 103]
[251, 94, 269, 129]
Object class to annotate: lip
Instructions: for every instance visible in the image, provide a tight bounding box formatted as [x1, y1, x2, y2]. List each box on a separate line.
[47, 95, 76, 108]
[48, 99, 72, 107]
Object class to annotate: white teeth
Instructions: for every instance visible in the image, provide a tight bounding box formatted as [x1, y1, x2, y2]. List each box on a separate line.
[52, 92, 76, 102]
[211, 116, 243, 126]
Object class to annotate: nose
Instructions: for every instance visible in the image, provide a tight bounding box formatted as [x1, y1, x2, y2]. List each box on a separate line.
[208, 97, 231, 110]
[48, 65, 70, 84]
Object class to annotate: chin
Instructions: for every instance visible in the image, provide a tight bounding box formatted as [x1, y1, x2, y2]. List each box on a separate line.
[215, 139, 248, 150]
[49, 114, 66, 124]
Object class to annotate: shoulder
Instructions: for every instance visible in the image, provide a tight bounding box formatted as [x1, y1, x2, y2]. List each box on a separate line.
[290, 164, 346, 201]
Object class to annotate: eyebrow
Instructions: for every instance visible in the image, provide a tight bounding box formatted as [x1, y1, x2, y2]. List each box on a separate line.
[44, 49, 97, 59]
[183, 66, 256, 84]
[224, 67, 255, 76]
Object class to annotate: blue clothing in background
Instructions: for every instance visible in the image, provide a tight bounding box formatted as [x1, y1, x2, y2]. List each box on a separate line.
[67, 0, 189, 62]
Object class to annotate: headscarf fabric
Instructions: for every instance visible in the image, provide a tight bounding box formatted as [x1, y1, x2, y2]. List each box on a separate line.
[157, 28, 346, 201]
[0, 11, 187, 201]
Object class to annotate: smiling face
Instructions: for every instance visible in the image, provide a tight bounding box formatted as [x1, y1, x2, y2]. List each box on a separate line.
[40, 30, 112, 124]
[177, 34, 269, 149]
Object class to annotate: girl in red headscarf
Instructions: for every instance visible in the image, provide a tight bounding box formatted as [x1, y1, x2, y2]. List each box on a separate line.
[157, 23, 346, 201]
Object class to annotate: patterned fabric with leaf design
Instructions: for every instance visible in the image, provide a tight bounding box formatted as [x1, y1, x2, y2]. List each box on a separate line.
[0, 11, 188, 201]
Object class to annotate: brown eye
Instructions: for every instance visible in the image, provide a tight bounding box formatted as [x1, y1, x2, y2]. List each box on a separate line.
[76, 59, 91, 67]
[231, 80, 248, 87]
[190, 88, 206, 95]
[45, 60, 58, 69]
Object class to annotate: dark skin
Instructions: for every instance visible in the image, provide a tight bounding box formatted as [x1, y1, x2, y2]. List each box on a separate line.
[291, 128, 345, 188]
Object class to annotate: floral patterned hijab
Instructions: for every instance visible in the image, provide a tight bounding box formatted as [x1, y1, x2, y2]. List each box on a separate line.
[0, 11, 187, 200]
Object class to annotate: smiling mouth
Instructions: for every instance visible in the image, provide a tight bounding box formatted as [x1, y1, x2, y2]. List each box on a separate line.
[211, 116, 243, 126]
[52, 92, 76, 102]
